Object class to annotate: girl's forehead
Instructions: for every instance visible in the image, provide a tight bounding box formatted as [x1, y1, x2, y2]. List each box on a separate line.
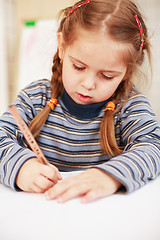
[66, 28, 129, 69]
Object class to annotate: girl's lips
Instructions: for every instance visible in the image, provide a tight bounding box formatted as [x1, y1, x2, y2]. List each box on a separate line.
[77, 93, 92, 103]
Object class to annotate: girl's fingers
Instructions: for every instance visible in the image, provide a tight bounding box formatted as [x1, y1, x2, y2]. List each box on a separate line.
[24, 187, 35, 193]
[56, 184, 107, 203]
[51, 165, 62, 181]
[31, 182, 44, 193]
[41, 164, 62, 184]
[81, 189, 105, 203]
[45, 177, 78, 200]
[57, 172, 63, 181]
[34, 174, 55, 192]
[56, 183, 90, 203]
[45, 177, 92, 202]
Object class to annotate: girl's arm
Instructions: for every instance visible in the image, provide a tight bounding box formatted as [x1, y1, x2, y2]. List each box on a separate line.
[0, 80, 60, 191]
[0, 108, 37, 189]
[97, 93, 160, 193]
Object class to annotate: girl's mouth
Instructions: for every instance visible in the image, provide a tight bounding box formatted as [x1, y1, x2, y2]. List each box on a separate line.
[77, 93, 92, 103]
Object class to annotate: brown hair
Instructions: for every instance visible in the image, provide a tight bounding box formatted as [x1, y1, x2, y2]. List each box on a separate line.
[29, 0, 151, 156]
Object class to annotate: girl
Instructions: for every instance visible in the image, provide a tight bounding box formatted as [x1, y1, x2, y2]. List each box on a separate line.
[0, 0, 160, 203]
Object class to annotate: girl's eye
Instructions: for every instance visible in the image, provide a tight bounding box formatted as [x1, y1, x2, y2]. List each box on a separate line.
[101, 73, 114, 80]
[73, 63, 85, 71]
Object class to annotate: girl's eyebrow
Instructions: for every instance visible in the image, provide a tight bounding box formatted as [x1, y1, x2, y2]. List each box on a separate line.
[69, 55, 87, 66]
[69, 55, 122, 75]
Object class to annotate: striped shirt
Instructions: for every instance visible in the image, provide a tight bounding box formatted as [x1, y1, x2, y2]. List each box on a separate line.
[0, 79, 160, 192]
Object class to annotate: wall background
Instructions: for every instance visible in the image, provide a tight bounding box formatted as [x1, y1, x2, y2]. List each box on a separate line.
[0, 0, 13, 114]
[14, 0, 73, 101]
[0, 0, 160, 118]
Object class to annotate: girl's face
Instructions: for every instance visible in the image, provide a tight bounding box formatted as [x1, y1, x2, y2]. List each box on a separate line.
[58, 29, 127, 105]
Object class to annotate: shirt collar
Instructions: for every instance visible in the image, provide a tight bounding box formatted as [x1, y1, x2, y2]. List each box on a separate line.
[60, 89, 108, 119]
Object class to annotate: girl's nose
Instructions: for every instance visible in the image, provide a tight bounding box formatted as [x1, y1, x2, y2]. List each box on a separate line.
[81, 73, 96, 90]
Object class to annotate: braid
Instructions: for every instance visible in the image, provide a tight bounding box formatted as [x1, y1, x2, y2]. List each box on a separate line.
[100, 94, 122, 157]
[51, 50, 63, 98]
[29, 50, 63, 138]
[100, 110, 122, 156]
[100, 79, 133, 156]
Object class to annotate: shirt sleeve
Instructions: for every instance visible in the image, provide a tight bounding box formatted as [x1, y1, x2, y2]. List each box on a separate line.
[0, 80, 50, 190]
[96, 94, 160, 193]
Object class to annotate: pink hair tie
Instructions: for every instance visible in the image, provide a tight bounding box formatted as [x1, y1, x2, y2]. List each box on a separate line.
[66, 0, 90, 19]
[47, 98, 58, 110]
[104, 101, 115, 112]
[134, 14, 144, 48]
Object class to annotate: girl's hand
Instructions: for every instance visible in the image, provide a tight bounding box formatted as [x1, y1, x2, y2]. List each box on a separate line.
[16, 158, 62, 193]
[45, 168, 122, 203]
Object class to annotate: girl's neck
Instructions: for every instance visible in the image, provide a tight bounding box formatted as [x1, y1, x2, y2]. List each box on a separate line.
[60, 89, 108, 119]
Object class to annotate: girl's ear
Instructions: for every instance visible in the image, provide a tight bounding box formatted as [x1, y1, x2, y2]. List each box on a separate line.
[57, 32, 65, 60]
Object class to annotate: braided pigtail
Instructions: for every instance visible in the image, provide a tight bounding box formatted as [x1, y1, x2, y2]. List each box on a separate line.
[100, 79, 133, 156]
[100, 94, 123, 157]
[51, 50, 63, 97]
[100, 107, 122, 157]
[29, 50, 63, 138]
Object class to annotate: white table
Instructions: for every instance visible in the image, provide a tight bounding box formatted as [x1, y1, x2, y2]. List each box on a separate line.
[0, 172, 160, 240]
